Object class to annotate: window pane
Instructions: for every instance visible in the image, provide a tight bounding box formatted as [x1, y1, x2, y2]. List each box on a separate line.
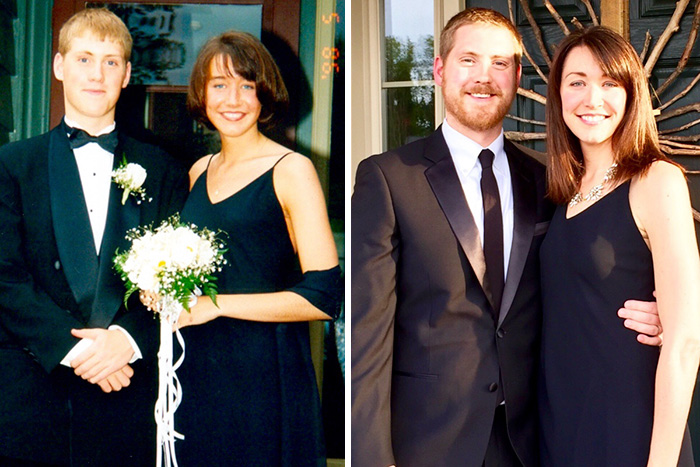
[384, 0, 434, 82]
[384, 86, 435, 150]
[89, 3, 263, 85]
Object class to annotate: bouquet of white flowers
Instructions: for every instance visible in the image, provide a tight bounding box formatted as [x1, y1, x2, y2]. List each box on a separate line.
[114, 215, 226, 467]
[114, 215, 226, 311]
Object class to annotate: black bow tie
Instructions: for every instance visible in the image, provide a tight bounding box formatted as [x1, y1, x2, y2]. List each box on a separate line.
[67, 126, 119, 153]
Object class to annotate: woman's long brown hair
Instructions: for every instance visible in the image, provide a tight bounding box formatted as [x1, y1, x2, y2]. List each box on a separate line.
[545, 26, 673, 205]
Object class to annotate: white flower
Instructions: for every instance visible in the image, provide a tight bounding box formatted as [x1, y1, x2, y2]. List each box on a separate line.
[124, 163, 147, 187]
[168, 226, 201, 267]
[112, 157, 150, 205]
[113, 215, 226, 314]
[195, 240, 216, 266]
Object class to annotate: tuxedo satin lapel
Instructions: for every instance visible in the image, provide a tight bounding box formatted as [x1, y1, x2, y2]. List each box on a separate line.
[498, 142, 537, 326]
[89, 144, 140, 327]
[424, 132, 490, 301]
[49, 128, 98, 321]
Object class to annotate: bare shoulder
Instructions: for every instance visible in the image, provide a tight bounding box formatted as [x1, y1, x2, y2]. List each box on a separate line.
[272, 152, 322, 207]
[274, 152, 320, 188]
[188, 155, 213, 186]
[274, 151, 317, 178]
[632, 161, 687, 195]
[631, 160, 690, 226]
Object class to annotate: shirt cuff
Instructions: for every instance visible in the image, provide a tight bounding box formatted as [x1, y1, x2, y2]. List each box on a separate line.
[108, 325, 142, 363]
[60, 338, 94, 367]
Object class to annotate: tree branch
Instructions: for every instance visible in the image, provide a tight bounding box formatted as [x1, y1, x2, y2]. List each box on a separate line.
[656, 0, 700, 95]
[656, 102, 700, 121]
[659, 117, 700, 134]
[571, 17, 585, 31]
[508, 0, 548, 84]
[659, 71, 700, 111]
[504, 131, 547, 141]
[544, 0, 570, 35]
[518, 0, 552, 66]
[522, 46, 549, 84]
[581, 0, 599, 25]
[659, 144, 700, 155]
[640, 31, 653, 62]
[517, 87, 547, 105]
[661, 140, 700, 150]
[644, 0, 691, 77]
[507, 0, 516, 26]
[661, 134, 700, 142]
[506, 114, 546, 126]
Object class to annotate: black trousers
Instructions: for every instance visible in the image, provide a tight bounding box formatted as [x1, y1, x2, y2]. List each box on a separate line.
[483, 405, 522, 467]
[55, 361, 158, 467]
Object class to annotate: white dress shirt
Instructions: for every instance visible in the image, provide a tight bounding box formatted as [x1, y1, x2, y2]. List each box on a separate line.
[65, 117, 115, 253]
[441, 119, 514, 280]
[60, 117, 141, 366]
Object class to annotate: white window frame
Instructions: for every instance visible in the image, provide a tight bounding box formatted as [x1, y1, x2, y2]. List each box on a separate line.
[351, 0, 463, 185]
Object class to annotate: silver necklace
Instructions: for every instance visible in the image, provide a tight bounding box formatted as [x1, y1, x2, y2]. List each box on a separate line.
[569, 163, 618, 207]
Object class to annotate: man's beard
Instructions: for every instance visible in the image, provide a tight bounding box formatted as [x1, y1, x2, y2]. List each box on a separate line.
[443, 84, 515, 132]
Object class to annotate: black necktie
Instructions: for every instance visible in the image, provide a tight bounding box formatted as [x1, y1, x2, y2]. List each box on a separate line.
[67, 126, 119, 153]
[479, 149, 504, 316]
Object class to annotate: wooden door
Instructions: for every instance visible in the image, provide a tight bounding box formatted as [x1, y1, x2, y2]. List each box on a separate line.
[630, 0, 700, 221]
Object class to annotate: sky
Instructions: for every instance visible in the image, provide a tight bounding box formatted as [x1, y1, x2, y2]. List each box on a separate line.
[384, 0, 433, 42]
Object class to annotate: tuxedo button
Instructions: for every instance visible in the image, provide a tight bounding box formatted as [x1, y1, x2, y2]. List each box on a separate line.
[54, 260, 61, 270]
[496, 329, 505, 338]
[488, 382, 499, 392]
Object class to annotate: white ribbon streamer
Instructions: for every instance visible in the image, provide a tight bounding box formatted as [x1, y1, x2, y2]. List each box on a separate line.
[155, 295, 186, 467]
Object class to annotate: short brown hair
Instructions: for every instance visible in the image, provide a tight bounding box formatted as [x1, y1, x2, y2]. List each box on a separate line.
[545, 26, 673, 204]
[58, 8, 132, 61]
[187, 31, 289, 131]
[440, 8, 523, 67]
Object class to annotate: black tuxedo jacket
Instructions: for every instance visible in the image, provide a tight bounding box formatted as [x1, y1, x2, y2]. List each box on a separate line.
[0, 123, 188, 464]
[351, 128, 554, 467]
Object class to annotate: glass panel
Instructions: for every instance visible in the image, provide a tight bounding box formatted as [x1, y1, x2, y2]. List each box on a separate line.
[384, 85, 434, 150]
[383, 0, 434, 82]
[89, 3, 263, 85]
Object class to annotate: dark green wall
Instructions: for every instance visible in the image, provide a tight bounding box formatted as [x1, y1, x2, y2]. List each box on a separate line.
[0, 0, 52, 145]
[0, 0, 17, 145]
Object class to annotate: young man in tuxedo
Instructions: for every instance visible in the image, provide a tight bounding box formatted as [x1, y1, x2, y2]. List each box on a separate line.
[351, 8, 663, 467]
[0, 8, 187, 466]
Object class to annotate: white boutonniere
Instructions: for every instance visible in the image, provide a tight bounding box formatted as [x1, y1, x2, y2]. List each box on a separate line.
[112, 156, 151, 205]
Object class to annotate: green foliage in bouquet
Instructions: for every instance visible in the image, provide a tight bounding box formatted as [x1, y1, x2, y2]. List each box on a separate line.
[114, 214, 227, 312]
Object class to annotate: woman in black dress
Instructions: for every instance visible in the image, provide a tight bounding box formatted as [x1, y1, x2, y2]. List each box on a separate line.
[539, 26, 700, 466]
[170, 31, 341, 466]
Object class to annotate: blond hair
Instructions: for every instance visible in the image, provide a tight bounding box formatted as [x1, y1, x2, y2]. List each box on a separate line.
[58, 8, 132, 61]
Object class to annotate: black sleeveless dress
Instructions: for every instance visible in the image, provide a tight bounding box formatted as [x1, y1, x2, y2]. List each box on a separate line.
[539, 181, 693, 466]
[176, 156, 325, 466]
